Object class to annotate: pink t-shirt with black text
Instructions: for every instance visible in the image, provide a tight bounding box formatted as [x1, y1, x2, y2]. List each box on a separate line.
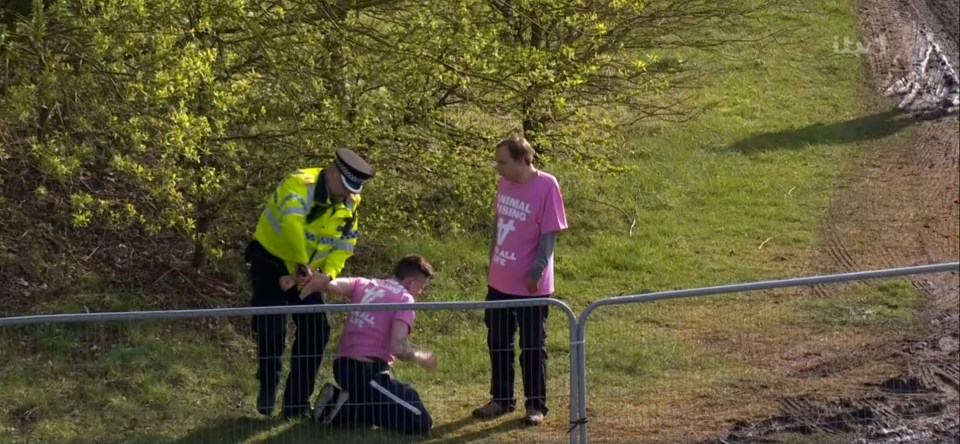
[488, 170, 568, 296]
[335, 277, 415, 365]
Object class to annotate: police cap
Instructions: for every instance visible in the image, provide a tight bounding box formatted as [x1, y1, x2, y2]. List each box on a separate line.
[334, 147, 375, 193]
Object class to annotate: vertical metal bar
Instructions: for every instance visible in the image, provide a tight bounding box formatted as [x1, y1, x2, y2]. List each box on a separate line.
[577, 319, 588, 444]
[569, 311, 580, 444]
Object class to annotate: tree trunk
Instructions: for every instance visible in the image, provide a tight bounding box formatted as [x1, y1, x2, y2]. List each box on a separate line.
[192, 199, 210, 269]
[328, 3, 353, 123]
[189, 0, 215, 270]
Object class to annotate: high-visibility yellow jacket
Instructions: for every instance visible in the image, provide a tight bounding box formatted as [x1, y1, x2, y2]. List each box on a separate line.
[253, 168, 360, 278]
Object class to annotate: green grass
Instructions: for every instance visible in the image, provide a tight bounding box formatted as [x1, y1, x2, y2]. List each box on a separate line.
[0, 0, 934, 443]
[792, 278, 924, 332]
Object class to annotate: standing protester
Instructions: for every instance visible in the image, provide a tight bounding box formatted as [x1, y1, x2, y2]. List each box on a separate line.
[245, 148, 375, 418]
[472, 135, 568, 425]
[307, 255, 438, 436]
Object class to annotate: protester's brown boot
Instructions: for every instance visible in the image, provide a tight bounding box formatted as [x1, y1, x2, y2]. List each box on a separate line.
[471, 400, 515, 419]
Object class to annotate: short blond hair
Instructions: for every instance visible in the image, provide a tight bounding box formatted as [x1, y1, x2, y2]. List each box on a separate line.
[496, 135, 535, 165]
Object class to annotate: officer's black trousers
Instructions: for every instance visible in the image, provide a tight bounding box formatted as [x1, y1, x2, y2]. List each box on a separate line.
[246, 240, 330, 417]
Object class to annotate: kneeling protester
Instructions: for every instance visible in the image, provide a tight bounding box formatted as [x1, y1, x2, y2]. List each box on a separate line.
[304, 255, 438, 435]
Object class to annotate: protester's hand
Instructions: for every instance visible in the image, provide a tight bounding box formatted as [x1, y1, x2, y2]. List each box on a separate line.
[299, 272, 331, 300]
[279, 275, 296, 291]
[526, 276, 540, 294]
[419, 351, 438, 372]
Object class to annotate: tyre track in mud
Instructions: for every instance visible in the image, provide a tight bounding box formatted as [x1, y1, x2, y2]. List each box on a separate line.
[706, 0, 960, 442]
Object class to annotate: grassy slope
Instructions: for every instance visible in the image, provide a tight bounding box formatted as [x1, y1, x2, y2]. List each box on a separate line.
[0, 1, 927, 443]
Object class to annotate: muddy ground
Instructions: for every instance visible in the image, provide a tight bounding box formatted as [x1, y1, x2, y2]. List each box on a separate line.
[707, 0, 960, 443]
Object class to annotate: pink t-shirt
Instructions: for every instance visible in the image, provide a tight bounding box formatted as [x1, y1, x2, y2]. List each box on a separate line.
[335, 277, 416, 365]
[488, 170, 568, 296]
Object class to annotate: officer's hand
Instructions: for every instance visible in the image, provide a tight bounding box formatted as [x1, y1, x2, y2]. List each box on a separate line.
[279, 276, 297, 291]
[299, 272, 331, 300]
[295, 264, 313, 284]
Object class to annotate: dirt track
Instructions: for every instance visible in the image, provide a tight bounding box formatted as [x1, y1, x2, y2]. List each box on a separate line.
[871, 0, 959, 114]
[711, 0, 960, 442]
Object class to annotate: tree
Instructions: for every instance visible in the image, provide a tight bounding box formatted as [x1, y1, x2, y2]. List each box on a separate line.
[1, 0, 780, 277]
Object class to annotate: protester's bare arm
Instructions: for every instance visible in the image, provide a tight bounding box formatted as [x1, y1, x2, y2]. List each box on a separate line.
[390, 320, 437, 371]
[299, 277, 353, 300]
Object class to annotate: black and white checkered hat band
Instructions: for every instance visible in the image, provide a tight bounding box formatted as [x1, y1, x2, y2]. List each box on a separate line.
[335, 157, 364, 192]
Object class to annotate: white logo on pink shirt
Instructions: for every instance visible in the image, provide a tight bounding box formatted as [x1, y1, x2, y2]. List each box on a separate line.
[496, 217, 515, 246]
[496, 194, 532, 221]
[349, 287, 386, 328]
[493, 194, 531, 267]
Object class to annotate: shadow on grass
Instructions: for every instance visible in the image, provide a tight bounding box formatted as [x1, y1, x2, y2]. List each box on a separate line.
[147, 412, 540, 443]
[428, 416, 531, 443]
[259, 415, 528, 443]
[165, 416, 277, 444]
[726, 109, 916, 154]
[257, 422, 390, 443]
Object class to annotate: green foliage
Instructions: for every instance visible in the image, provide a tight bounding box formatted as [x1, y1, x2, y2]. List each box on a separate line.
[0, 0, 778, 269]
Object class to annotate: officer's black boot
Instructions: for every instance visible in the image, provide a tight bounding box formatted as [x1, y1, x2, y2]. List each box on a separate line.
[257, 383, 276, 416]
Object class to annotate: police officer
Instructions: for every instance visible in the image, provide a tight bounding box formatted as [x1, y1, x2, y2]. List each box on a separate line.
[244, 147, 375, 419]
